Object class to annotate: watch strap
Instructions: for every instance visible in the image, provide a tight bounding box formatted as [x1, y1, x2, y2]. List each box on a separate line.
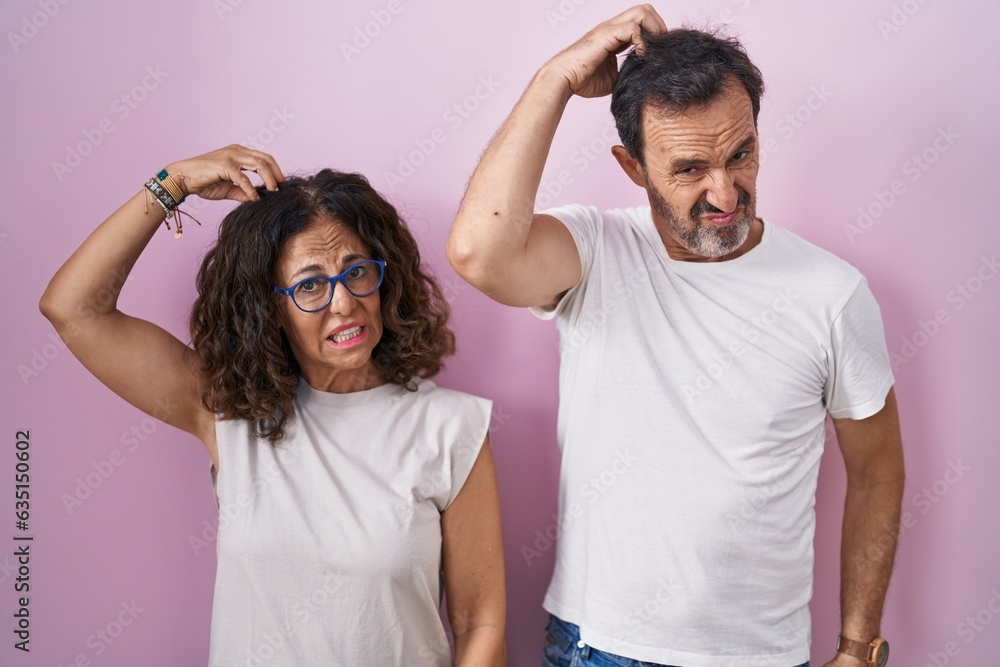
[837, 635, 873, 664]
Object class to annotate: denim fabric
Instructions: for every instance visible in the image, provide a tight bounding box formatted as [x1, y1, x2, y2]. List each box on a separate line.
[542, 615, 809, 667]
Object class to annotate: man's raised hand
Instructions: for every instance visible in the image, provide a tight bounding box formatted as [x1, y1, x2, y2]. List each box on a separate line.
[544, 4, 667, 99]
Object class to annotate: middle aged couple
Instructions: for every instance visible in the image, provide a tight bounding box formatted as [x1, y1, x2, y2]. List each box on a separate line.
[41, 5, 903, 667]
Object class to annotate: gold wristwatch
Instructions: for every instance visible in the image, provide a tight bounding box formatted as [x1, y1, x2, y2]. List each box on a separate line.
[836, 635, 889, 667]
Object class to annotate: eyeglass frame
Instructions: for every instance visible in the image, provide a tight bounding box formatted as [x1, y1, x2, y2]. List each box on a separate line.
[272, 259, 387, 313]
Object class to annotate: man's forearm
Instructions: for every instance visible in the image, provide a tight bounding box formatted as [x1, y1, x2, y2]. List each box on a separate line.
[447, 66, 572, 278]
[839, 473, 905, 642]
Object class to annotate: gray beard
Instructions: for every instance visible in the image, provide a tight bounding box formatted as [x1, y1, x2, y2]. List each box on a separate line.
[647, 183, 755, 258]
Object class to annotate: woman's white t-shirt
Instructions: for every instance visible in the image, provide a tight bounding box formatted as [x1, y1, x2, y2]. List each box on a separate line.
[207, 377, 491, 667]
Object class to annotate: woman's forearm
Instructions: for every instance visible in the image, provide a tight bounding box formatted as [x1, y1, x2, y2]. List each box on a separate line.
[455, 624, 506, 667]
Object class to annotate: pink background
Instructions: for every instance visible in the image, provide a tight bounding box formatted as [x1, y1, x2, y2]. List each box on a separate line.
[2, 1, 998, 665]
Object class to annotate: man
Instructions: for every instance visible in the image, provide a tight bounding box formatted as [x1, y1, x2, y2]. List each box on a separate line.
[447, 6, 904, 667]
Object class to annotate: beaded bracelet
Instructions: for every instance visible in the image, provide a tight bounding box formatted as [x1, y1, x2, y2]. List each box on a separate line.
[142, 169, 201, 239]
[145, 177, 179, 210]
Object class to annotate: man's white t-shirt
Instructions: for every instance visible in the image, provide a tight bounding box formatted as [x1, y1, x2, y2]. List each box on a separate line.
[532, 205, 894, 666]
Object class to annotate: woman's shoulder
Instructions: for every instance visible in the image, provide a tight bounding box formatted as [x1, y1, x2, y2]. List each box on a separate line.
[406, 377, 491, 413]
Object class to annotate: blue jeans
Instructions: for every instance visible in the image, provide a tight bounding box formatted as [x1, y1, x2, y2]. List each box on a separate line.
[542, 615, 809, 667]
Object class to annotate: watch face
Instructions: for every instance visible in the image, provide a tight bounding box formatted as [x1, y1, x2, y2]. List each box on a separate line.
[875, 640, 889, 667]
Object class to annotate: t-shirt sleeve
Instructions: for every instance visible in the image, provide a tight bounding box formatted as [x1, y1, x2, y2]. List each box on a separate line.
[442, 393, 494, 510]
[529, 204, 602, 321]
[824, 278, 895, 420]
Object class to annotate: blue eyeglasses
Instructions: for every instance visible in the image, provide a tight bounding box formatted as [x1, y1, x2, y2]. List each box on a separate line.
[272, 259, 387, 313]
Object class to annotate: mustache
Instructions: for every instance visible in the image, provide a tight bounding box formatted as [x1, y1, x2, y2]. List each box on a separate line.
[690, 189, 752, 218]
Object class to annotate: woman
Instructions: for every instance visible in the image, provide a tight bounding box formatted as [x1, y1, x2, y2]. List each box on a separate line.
[40, 145, 506, 666]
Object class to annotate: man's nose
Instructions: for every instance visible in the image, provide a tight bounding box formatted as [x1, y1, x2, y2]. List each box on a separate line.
[705, 169, 739, 213]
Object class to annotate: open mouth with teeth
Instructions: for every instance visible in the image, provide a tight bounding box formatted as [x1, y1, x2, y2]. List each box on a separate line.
[329, 325, 365, 346]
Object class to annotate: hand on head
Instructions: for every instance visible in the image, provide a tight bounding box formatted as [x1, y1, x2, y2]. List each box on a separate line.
[163, 144, 285, 203]
[547, 4, 667, 99]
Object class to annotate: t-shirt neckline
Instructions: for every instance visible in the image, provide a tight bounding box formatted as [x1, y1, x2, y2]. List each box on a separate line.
[296, 377, 407, 408]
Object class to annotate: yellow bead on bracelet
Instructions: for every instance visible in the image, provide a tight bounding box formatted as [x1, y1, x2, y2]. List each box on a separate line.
[156, 169, 186, 204]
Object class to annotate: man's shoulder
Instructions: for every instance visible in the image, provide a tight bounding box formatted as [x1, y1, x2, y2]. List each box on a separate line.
[765, 222, 863, 283]
[761, 222, 870, 314]
[542, 203, 650, 226]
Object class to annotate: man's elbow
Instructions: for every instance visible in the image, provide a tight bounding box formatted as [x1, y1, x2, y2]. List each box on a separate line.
[446, 229, 497, 293]
[445, 230, 476, 277]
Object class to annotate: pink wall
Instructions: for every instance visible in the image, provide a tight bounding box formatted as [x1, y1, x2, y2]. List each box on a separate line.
[2, 1, 998, 665]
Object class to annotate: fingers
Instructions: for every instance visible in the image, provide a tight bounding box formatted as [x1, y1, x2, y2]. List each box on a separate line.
[241, 148, 285, 192]
[224, 163, 259, 202]
[640, 4, 669, 36]
[637, 5, 669, 56]
[615, 4, 668, 34]
[605, 4, 668, 56]
[220, 145, 283, 201]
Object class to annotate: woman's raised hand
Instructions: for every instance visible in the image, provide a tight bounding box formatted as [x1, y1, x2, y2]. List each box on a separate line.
[164, 144, 285, 203]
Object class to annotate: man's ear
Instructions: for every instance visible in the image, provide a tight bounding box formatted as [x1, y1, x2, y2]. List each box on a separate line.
[611, 145, 647, 189]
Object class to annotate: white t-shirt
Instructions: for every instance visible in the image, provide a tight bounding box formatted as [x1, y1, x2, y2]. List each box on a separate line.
[532, 205, 894, 667]
[207, 378, 491, 667]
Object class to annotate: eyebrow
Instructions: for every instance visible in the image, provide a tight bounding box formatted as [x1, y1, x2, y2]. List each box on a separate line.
[290, 253, 368, 280]
[669, 135, 757, 172]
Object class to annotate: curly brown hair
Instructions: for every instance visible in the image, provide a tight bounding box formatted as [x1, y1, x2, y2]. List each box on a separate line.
[189, 170, 455, 443]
